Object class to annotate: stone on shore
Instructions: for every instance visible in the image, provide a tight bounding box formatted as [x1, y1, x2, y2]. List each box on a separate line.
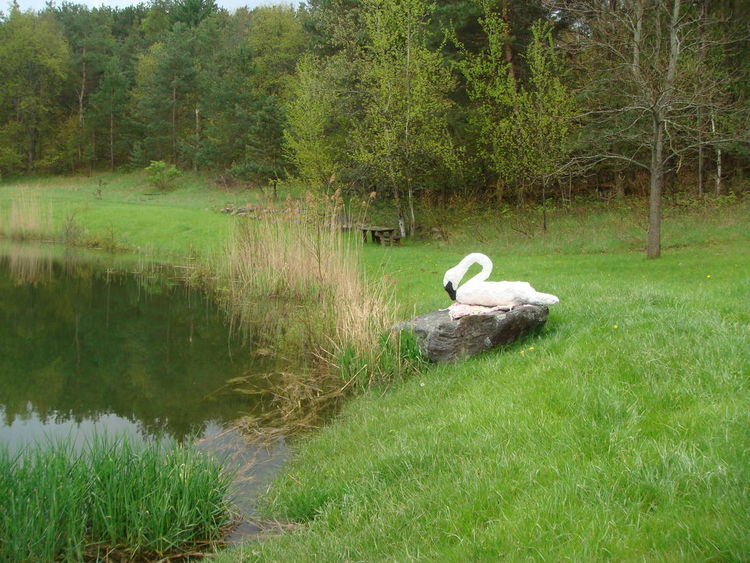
[394, 305, 548, 363]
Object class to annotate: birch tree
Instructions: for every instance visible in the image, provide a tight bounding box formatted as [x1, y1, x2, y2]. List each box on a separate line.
[355, 0, 457, 237]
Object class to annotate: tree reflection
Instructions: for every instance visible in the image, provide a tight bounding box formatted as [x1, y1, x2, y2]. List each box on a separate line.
[0, 246, 269, 442]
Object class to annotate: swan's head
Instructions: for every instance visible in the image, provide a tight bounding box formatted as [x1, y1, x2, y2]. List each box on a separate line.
[443, 266, 461, 300]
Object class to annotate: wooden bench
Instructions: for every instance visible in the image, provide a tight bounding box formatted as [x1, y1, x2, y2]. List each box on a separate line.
[360, 226, 400, 245]
[378, 231, 402, 246]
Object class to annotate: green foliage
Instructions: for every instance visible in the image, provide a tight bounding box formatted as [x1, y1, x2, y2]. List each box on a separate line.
[145, 160, 181, 191]
[245, 5, 308, 100]
[171, 0, 218, 27]
[459, 8, 575, 200]
[0, 8, 71, 174]
[284, 54, 348, 191]
[0, 0, 747, 207]
[354, 0, 458, 235]
[132, 25, 199, 165]
[0, 435, 232, 561]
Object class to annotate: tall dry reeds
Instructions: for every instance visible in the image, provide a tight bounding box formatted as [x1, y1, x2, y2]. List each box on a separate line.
[226, 199, 394, 379]
[0, 191, 53, 241]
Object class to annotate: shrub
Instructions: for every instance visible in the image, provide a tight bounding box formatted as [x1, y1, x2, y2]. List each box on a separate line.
[145, 160, 181, 191]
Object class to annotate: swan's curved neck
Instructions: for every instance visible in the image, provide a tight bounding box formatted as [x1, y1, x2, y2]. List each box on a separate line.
[459, 253, 492, 286]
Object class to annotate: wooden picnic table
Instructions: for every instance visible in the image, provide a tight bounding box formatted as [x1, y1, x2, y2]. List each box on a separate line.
[359, 226, 400, 245]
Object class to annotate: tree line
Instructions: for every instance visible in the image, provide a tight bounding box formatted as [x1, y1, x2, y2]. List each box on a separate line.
[0, 0, 748, 254]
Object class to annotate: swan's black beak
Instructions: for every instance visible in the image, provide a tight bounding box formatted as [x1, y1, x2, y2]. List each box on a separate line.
[444, 281, 456, 301]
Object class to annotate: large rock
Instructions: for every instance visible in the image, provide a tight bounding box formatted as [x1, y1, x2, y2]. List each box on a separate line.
[395, 305, 548, 363]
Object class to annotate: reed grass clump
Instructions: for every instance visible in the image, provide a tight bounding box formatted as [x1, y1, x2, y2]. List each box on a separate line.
[0, 435, 233, 561]
[226, 199, 394, 377]
[0, 191, 53, 241]
[224, 193, 416, 433]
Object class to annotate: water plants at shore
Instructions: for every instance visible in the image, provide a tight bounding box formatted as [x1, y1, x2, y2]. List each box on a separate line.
[222, 195, 422, 436]
[0, 435, 233, 561]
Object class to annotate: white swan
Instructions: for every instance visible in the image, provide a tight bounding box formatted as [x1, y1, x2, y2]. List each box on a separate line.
[443, 253, 559, 307]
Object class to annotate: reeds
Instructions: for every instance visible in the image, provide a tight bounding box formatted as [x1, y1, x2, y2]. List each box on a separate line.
[226, 195, 395, 377]
[0, 435, 233, 561]
[223, 192, 413, 434]
[0, 191, 53, 241]
[1, 242, 53, 285]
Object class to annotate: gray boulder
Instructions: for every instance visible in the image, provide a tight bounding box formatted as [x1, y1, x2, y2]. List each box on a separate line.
[395, 305, 548, 363]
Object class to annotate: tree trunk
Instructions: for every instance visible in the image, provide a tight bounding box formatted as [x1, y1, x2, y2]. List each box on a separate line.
[615, 171, 625, 199]
[78, 55, 87, 169]
[404, 18, 414, 236]
[109, 109, 114, 171]
[193, 106, 200, 172]
[647, 116, 664, 259]
[647, 0, 680, 259]
[27, 125, 36, 173]
[698, 113, 704, 198]
[711, 111, 722, 196]
[542, 178, 548, 232]
[394, 183, 406, 238]
[501, 0, 517, 85]
[90, 129, 95, 176]
[407, 182, 416, 238]
[171, 77, 177, 164]
[78, 55, 87, 127]
[495, 178, 505, 205]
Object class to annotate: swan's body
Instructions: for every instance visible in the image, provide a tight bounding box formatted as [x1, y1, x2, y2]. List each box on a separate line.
[443, 253, 559, 307]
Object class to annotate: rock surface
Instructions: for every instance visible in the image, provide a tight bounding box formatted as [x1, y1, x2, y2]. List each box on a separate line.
[395, 305, 548, 363]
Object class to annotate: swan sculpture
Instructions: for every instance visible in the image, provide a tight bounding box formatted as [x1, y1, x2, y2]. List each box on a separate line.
[443, 253, 559, 307]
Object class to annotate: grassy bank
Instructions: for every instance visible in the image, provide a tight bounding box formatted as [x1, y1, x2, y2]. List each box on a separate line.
[224, 241, 749, 560]
[2, 173, 749, 559]
[0, 172, 257, 257]
[0, 436, 232, 561]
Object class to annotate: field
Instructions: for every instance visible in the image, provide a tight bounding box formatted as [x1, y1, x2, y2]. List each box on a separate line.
[2, 173, 749, 559]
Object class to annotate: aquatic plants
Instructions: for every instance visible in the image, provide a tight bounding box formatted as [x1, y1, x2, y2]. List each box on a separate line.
[223, 192, 423, 435]
[0, 435, 233, 561]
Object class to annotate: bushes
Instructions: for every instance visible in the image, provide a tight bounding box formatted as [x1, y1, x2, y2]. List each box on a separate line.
[145, 160, 181, 191]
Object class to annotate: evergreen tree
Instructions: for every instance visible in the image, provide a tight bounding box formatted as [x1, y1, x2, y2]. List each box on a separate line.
[88, 55, 130, 170]
[171, 0, 218, 28]
[131, 23, 198, 164]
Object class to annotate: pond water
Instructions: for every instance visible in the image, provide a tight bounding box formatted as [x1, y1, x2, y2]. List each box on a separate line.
[0, 241, 287, 522]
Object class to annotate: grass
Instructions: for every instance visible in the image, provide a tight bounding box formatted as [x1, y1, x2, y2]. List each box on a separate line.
[0, 435, 233, 561]
[0, 172, 261, 257]
[220, 223, 750, 559]
[1, 172, 748, 559]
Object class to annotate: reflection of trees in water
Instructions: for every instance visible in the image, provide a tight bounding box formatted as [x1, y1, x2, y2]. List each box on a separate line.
[0, 249, 268, 442]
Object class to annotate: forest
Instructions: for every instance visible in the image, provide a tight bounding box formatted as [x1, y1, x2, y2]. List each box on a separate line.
[0, 0, 748, 254]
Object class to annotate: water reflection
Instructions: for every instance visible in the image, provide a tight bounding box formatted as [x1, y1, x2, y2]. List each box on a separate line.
[0, 242, 270, 446]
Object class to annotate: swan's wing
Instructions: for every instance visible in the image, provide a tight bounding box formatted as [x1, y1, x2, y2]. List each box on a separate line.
[458, 281, 534, 306]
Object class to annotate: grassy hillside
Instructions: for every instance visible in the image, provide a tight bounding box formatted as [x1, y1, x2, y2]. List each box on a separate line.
[2, 173, 749, 559]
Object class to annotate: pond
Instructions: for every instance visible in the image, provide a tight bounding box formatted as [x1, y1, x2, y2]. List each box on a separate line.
[0, 241, 287, 525]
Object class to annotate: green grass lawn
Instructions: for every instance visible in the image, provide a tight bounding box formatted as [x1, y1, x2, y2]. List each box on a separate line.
[0, 172, 261, 257]
[2, 173, 749, 559]
[220, 241, 749, 560]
